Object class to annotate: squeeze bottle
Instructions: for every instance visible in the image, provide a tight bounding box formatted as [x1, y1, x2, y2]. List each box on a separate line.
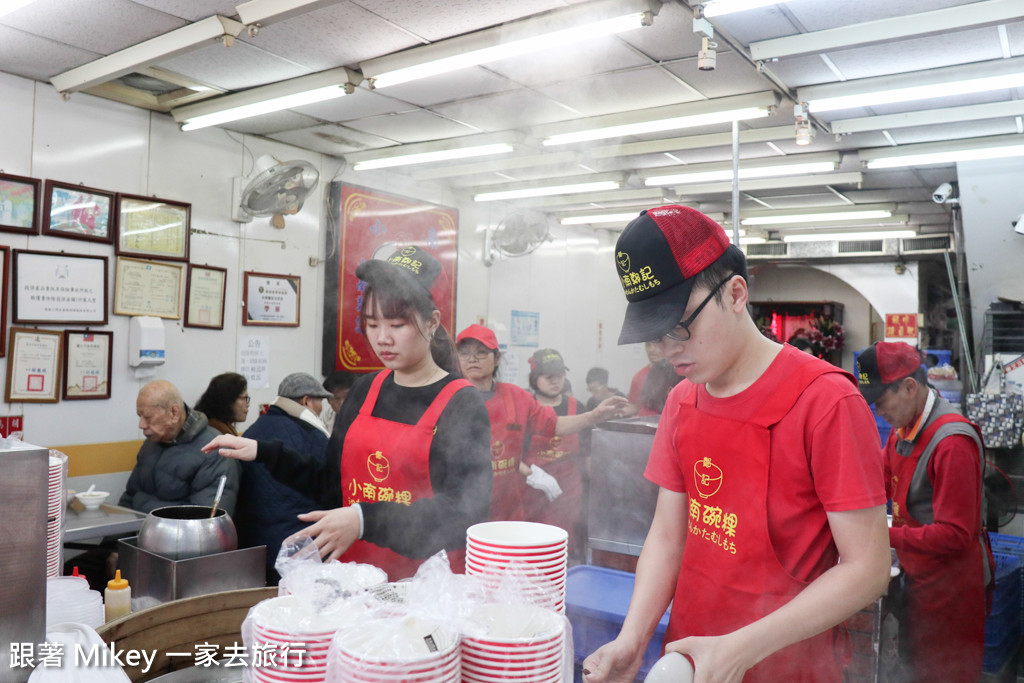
[104, 570, 132, 622]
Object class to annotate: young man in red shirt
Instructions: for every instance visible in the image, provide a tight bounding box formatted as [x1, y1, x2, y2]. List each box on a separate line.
[583, 205, 891, 683]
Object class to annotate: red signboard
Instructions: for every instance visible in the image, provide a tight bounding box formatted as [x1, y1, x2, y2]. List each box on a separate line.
[885, 313, 918, 339]
[323, 184, 458, 372]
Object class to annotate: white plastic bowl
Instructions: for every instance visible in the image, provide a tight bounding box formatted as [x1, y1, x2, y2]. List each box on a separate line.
[75, 490, 110, 510]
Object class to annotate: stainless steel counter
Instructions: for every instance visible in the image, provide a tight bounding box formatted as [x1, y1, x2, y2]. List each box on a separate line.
[64, 500, 147, 542]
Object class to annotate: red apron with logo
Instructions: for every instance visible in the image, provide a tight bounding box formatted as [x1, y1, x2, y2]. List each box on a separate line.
[888, 414, 985, 683]
[340, 370, 469, 580]
[669, 359, 849, 683]
[486, 383, 528, 521]
[523, 397, 582, 550]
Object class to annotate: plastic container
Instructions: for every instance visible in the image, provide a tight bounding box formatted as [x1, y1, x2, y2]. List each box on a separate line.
[566, 566, 670, 682]
[984, 552, 1023, 673]
[105, 569, 132, 622]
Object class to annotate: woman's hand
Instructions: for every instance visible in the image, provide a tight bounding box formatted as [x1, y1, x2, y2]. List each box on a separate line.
[295, 507, 361, 561]
[666, 633, 754, 683]
[202, 434, 258, 461]
[592, 395, 631, 423]
[582, 638, 644, 683]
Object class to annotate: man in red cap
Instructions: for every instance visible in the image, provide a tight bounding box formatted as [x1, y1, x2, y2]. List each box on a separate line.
[583, 205, 890, 683]
[857, 341, 990, 683]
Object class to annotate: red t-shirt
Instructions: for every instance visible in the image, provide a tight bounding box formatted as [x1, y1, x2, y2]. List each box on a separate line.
[645, 346, 886, 581]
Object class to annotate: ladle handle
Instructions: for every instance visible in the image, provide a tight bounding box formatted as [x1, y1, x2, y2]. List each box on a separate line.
[210, 474, 227, 518]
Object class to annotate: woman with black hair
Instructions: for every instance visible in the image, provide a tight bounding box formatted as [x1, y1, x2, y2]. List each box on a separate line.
[195, 372, 249, 435]
[204, 246, 491, 579]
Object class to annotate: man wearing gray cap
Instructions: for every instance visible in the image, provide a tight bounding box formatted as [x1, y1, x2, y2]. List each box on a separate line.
[233, 372, 333, 584]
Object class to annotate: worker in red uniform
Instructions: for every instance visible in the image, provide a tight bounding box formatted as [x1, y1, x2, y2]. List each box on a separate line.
[455, 325, 626, 522]
[627, 342, 663, 416]
[583, 205, 891, 683]
[857, 341, 990, 683]
[205, 246, 491, 580]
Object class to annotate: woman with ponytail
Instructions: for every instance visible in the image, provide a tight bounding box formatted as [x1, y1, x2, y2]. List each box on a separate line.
[205, 246, 491, 579]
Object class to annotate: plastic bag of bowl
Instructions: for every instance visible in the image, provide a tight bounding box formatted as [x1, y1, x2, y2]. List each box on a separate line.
[274, 533, 323, 591]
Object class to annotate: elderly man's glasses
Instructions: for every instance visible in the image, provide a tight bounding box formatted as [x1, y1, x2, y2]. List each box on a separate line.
[650, 273, 737, 344]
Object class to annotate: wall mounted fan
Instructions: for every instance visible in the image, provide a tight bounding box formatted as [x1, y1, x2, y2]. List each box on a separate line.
[232, 154, 319, 228]
[483, 210, 554, 266]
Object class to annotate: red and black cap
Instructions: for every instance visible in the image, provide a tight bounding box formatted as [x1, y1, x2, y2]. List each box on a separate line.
[614, 205, 731, 345]
[355, 245, 441, 300]
[856, 341, 924, 404]
[529, 348, 567, 375]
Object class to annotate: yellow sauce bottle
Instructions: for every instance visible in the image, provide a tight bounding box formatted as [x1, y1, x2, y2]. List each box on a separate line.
[104, 570, 131, 622]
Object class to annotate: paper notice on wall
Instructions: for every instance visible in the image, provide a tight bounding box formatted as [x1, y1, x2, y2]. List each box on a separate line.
[239, 336, 270, 389]
[511, 310, 540, 347]
[499, 345, 519, 384]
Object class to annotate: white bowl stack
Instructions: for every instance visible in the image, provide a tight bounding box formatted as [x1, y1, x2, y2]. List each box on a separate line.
[461, 603, 567, 683]
[250, 596, 364, 683]
[326, 615, 460, 683]
[465, 522, 569, 613]
[46, 575, 104, 628]
[47, 450, 68, 578]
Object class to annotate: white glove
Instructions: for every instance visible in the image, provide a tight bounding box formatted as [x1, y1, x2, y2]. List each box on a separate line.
[526, 464, 563, 502]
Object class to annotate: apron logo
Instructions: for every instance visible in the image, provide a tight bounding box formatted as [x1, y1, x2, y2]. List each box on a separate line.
[491, 440, 505, 456]
[693, 457, 723, 499]
[367, 450, 390, 482]
[616, 251, 630, 273]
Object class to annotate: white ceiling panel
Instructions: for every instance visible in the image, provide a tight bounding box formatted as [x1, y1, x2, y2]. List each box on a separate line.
[342, 109, 482, 143]
[0, 27, 100, 82]
[787, 0, 970, 31]
[156, 41, 314, 91]
[222, 110, 323, 136]
[430, 89, 581, 132]
[707, 6, 800, 45]
[128, 0, 239, 21]
[618, 1, 704, 62]
[368, 66, 519, 108]
[484, 36, 651, 89]
[663, 51, 775, 100]
[355, 0, 565, 42]
[824, 28, 1007, 80]
[291, 87, 415, 123]
[536, 65, 704, 117]
[267, 123, 398, 155]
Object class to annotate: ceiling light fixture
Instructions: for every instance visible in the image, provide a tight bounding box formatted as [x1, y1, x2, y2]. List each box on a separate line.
[741, 205, 895, 226]
[347, 133, 520, 171]
[676, 171, 863, 195]
[783, 230, 916, 243]
[588, 125, 793, 160]
[642, 151, 840, 186]
[859, 134, 1024, 169]
[361, 0, 659, 89]
[830, 100, 1024, 135]
[701, 0, 794, 18]
[560, 212, 646, 226]
[171, 67, 361, 131]
[473, 173, 625, 202]
[793, 102, 814, 146]
[50, 16, 245, 94]
[540, 92, 778, 147]
[799, 56, 1024, 113]
[508, 188, 672, 209]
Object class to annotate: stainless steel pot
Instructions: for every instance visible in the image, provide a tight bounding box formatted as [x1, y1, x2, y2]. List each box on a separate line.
[137, 505, 238, 560]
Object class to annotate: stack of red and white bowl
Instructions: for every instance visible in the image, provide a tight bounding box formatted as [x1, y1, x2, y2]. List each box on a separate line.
[461, 603, 567, 683]
[326, 615, 460, 683]
[249, 596, 363, 683]
[465, 521, 568, 613]
[47, 450, 68, 578]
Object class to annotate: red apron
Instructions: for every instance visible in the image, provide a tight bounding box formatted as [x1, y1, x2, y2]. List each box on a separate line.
[523, 397, 582, 552]
[340, 370, 469, 580]
[669, 359, 849, 683]
[486, 383, 528, 521]
[888, 414, 985, 683]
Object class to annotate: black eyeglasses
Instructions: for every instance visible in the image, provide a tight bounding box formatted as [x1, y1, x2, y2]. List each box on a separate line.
[239, 395, 251, 404]
[650, 273, 737, 344]
[457, 350, 493, 361]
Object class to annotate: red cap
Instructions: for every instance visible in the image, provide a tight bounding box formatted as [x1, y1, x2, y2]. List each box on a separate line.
[456, 324, 498, 350]
[856, 341, 924, 404]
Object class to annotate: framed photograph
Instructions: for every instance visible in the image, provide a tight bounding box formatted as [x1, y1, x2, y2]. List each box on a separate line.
[0, 247, 7, 355]
[243, 271, 300, 327]
[12, 250, 108, 325]
[184, 264, 227, 330]
[0, 172, 41, 235]
[6, 327, 63, 403]
[114, 256, 183, 319]
[116, 193, 191, 261]
[42, 180, 115, 244]
[62, 330, 112, 400]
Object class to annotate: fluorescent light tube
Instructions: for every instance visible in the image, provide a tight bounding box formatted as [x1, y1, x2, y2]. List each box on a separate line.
[783, 230, 916, 243]
[702, 0, 793, 18]
[860, 134, 1024, 169]
[646, 160, 837, 186]
[676, 171, 863, 195]
[561, 212, 647, 226]
[362, 0, 658, 89]
[811, 73, 1024, 113]
[353, 144, 514, 171]
[475, 180, 621, 202]
[543, 107, 772, 146]
[742, 209, 893, 226]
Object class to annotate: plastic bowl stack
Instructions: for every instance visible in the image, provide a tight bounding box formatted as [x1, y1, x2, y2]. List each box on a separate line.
[250, 596, 365, 683]
[326, 615, 460, 683]
[465, 522, 569, 613]
[47, 451, 68, 578]
[461, 603, 567, 683]
[46, 575, 103, 628]
[279, 562, 388, 599]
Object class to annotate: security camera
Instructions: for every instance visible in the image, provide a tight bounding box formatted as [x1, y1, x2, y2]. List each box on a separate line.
[698, 37, 717, 71]
[932, 182, 953, 204]
[1013, 212, 1024, 235]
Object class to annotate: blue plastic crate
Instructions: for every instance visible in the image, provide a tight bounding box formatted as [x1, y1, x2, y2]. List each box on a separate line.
[567, 566, 670, 682]
[923, 349, 952, 368]
[984, 552, 1024, 673]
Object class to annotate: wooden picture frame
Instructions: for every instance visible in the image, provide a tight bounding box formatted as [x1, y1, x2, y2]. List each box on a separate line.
[42, 180, 116, 244]
[243, 271, 301, 327]
[184, 264, 227, 330]
[6, 327, 63, 403]
[62, 330, 113, 400]
[115, 193, 191, 261]
[0, 172, 41, 235]
[113, 256, 184, 319]
[12, 249, 109, 325]
[0, 246, 7, 356]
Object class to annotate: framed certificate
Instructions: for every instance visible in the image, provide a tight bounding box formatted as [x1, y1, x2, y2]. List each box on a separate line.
[116, 193, 191, 261]
[114, 256, 184, 319]
[243, 271, 300, 327]
[42, 180, 116, 244]
[0, 172, 41, 235]
[62, 330, 112, 400]
[184, 264, 227, 330]
[6, 327, 63, 403]
[12, 250, 108, 325]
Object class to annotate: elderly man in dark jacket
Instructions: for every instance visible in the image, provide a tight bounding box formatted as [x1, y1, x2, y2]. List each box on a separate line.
[234, 372, 332, 584]
[120, 379, 240, 515]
